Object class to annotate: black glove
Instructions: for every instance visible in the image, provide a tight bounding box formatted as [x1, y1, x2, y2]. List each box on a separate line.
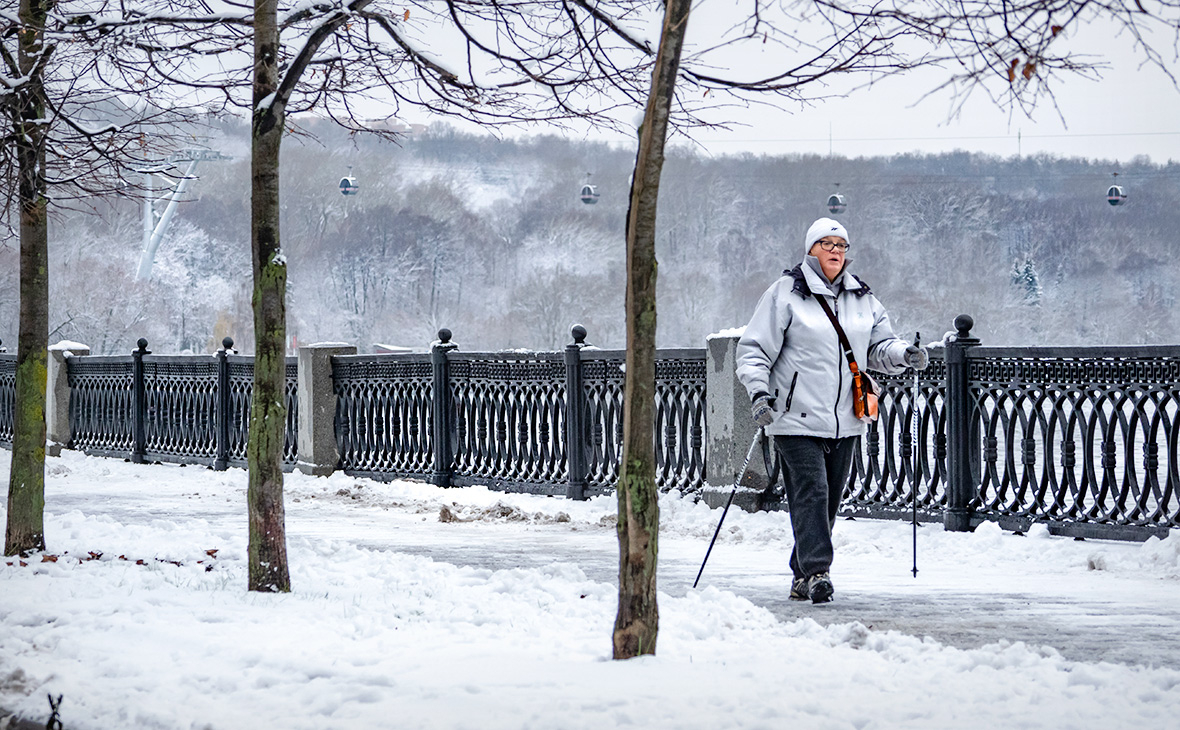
[903, 344, 929, 371]
[751, 393, 775, 428]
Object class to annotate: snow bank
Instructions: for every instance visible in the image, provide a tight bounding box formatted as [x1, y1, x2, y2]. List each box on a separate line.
[2, 449, 1179, 729]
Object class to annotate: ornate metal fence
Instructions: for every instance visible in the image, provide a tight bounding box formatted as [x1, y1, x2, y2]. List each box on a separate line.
[3, 319, 1176, 541]
[0, 353, 16, 446]
[965, 345, 1179, 538]
[69, 356, 136, 457]
[65, 340, 298, 468]
[332, 330, 708, 497]
[845, 317, 1179, 539]
[845, 357, 948, 522]
[333, 354, 434, 476]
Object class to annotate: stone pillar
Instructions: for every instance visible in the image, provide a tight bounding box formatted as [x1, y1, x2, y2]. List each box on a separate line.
[296, 343, 356, 476]
[702, 331, 772, 512]
[46, 341, 90, 457]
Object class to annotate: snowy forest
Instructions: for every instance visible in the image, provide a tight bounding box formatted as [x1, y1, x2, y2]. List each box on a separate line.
[2, 118, 1177, 355]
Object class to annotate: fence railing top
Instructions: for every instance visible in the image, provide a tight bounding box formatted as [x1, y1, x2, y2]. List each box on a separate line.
[329, 348, 709, 364]
[66, 355, 135, 366]
[967, 345, 1180, 359]
[447, 349, 565, 362]
[578, 347, 706, 361]
[63, 353, 299, 366]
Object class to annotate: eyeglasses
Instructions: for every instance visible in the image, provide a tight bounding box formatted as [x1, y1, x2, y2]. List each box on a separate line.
[815, 240, 850, 253]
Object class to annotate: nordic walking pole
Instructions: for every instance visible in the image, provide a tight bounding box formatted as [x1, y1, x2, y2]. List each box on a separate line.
[693, 429, 763, 589]
[911, 332, 921, 578]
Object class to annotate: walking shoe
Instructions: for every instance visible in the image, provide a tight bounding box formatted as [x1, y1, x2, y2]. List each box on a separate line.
[806, 572, 834, 604]
[790, 576, 808, 601]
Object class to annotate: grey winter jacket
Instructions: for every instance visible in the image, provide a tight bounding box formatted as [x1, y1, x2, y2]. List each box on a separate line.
[736, 256, 910, 439]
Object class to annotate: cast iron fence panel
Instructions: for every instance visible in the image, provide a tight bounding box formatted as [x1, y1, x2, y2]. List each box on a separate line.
[225, 358, 253, 465]
[64, 351, 297, 467]
[223, 356, 299, 467]
[966, 346, 1180, 534]
[333, 355, 434, 477]
[0, 354, 15, 446]
[580, 351, 626, 492]
[68, 356, 135, 456]
[653, 351, 708, 492]
[285, 360, 299, 464]
[578, 349, 706, 495]
[449, 351, 567, 493]
[330, 346, 708, 496]
[844, 358, 948, 520]
[143, 357, 218, 464]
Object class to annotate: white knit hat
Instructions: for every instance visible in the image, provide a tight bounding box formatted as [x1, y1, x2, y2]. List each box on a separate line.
[804, 218, 849, 257]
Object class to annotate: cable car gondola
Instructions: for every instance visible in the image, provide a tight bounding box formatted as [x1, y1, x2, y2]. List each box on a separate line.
[1106, 173, 1126, 206]
[580, 173, 599, 205]
[339, 165, 359, 196]
[826, 190, 846, 215]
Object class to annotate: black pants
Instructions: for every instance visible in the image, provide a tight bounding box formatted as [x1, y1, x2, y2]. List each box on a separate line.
[774, 435, 857, 580]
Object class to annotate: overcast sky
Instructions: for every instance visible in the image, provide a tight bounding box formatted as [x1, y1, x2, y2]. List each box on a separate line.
[422, 6, 1180, 165]
[654, 10, 1180, 164]
[678, 49, 1179, 163]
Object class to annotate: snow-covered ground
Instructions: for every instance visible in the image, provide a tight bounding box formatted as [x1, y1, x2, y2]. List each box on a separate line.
[3, 448, 1180, 729]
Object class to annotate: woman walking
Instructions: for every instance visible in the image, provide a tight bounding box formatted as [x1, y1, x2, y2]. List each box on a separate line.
[736, 217, 927, 603]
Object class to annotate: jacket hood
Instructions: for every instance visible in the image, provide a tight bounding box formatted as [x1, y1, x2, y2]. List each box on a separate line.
[784, 262, 871, 299]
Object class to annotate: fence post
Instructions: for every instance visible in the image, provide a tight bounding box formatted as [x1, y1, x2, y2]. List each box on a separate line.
[296, 341, 357, 476]
[702, 331, 771, 511]
[214, 337, 233, 471]
[564, 324, 590, 500]
[944, 314, 980, 532]
[131, 337, 150, 464]
[45, 341, 90, 457]
[430, 328, 458, 487]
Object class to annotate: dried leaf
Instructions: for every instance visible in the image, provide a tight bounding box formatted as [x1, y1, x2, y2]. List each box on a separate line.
[42, 555, 58, 563]
[1022, 62, 1036, 80]
[136, 559, 146, 565]
[404, 9, 410, 21]
[1051, 25, 1063, 36]
[206, 549, 219, 558]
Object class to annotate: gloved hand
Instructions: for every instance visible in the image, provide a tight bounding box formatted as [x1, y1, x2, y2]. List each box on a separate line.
[751, 393, 775, 428]
[904, 344, 929, 371]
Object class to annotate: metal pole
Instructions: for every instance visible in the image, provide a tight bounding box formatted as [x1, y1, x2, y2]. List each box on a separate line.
[564, 324, 589, 500]
[214, 337, 233, 471]
[136, 159, 200, 280]
[430, 328, 458, 487]
[131, 338, 150, 464]
[693, 429, 762, 589]
[945, 315, 981, 532]
[911, 332, 920, 578]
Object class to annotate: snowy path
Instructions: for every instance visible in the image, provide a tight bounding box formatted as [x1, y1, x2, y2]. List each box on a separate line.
[39, 453, 1180, 669]
[4, 450, 1180, 730]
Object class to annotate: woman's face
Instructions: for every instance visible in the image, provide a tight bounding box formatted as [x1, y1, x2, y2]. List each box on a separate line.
[809, 237, 848, 282]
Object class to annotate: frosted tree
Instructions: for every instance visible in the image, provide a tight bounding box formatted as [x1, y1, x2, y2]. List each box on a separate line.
[1012, 259, 1043, 306]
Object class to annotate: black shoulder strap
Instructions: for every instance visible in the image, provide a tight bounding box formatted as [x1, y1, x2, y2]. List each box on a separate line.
[814, 294, 859, 372]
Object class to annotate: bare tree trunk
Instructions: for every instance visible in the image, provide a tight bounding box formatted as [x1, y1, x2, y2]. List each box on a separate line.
[613, 0, 692, 660]
[247, 0, 291, 592]
[5, 0, 52, 557]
